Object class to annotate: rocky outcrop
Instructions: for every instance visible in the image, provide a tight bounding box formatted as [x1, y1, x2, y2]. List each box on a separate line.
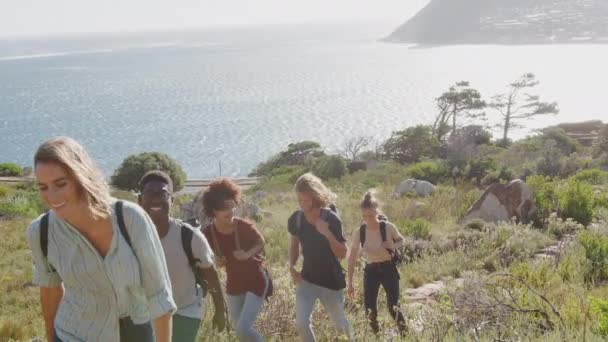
[388, 0, 608, 45]
[462, 179, 536, 224]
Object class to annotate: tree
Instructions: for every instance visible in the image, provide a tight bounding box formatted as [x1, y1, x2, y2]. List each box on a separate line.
[340, 136, 372, 161]
[433, 81, 486, 141]
[112, 152, 187, 192]
[383, 125, 440, 164]
[491, 73, 559, 146]
[312, 155, 347, 180]
[0, 163, 23, 177]
[249, 141, 325, 176]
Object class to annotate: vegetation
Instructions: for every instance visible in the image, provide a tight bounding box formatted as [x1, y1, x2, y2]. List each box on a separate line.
[111, 152, 187, 192]
[0, 163, 23, 177]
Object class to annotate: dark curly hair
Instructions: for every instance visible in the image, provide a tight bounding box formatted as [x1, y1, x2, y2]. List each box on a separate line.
[201, 178, 242, 217]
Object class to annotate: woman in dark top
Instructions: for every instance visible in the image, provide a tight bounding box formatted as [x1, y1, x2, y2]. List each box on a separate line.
[288, 173, 352, 342]
[202, 178, 269, 342]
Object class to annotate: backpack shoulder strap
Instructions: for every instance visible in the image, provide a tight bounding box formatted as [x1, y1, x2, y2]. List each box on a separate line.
[180, 222, 197, 267]
[379, 221, 387, 242]
[296, 210, 303, 234]
[40, 212, 50, 259]
[359, 224, 366, 247]
[115, 201, 132, 248]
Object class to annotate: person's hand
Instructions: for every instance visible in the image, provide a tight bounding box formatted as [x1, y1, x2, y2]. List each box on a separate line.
[212, 310, 227, 331]
[347, 283, 355, 299]
[381, 241, 393, 250]
[290, 268, 303, 286]
[233, 249, 250, 261]
[315, 219, 331, 236]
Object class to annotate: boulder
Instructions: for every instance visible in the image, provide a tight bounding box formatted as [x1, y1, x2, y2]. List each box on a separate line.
[395, 179, 436, 197]
[462, 179, 536, 224]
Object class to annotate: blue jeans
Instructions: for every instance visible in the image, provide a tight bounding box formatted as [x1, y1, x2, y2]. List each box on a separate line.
[226, 271, 268, 342]
[226, 292, 265, 342]
[295, 280, 352, 342]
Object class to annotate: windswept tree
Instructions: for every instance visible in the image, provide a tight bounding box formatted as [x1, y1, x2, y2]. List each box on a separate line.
[340, 136, 372, 161]
[491, 73, 559, 146]
[433, 81, 486, 141]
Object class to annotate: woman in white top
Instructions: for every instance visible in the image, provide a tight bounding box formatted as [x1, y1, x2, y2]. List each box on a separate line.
[26, 137, 176, 342]
[347, 191, 407, 335]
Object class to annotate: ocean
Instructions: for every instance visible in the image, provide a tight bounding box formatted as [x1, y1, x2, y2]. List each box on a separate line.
[1, 22, 606, 178]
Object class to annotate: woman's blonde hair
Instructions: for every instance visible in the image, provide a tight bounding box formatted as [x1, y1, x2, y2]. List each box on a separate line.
[294, 173, 336, 208]
[35, 137, 112, 219]
[360, 190, 380, 210]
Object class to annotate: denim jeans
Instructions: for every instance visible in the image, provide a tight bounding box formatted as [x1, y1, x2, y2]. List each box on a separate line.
[363, 261, 406, 334]
[295, 280, 352, 342]
[225, 272, 268, 342]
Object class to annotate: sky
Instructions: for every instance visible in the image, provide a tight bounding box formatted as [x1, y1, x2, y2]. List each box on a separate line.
[0, 0, 429, 38]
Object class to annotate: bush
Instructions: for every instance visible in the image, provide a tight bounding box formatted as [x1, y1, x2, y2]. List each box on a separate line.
[403, 219, 431, 240]
[571, 169, 608, 185]
[591, 297, 608, 337]
[405, 160, 448, 184]
[111, 152, 187, 192]
[0, 163, 23, 177]
[383, 125, 440, 164]
[579, 230, 608, 283]
[557, 178, 595, 226]
[312, 155, 346, 180]
[546, 213, 583, 239]
[527, 175, 559, 226]
[0, 189, 45, 218]
[249, 141, 324, 177]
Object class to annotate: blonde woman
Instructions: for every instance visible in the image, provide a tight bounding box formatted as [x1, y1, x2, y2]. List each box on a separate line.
[347, 191, 406, 335]
[26, 137, 176, 342]
[288, 173, 351, 342]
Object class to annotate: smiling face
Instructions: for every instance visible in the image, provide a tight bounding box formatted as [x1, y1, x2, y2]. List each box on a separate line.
[213, 199, 237, 225]
[35, 161, 83, 219]
[139, 180, 172, 224]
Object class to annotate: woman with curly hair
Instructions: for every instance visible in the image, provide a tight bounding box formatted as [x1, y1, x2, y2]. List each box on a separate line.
[201, 178, 270, 342]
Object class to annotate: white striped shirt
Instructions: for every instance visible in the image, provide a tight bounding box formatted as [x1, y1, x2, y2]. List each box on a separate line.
[27, 200, 177, 342]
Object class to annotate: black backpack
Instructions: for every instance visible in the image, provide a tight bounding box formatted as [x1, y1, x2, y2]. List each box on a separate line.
[179, 221, 209, 298]
[359, 220, 405, 265]
[40, 201, 208, 297]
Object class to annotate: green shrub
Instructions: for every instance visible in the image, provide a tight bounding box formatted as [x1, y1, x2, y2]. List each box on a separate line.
[312, 155, 346, 180]
[0, 163, 23, 177]
[578, 230, 608, 283]
[0, 184, 11, 198]
[0, 190, 45, 218]
[558, 178, 595, 226]
[403, 219, 431, 240]
[465, 219, 486, 231]
[572, 169, 608, 185]
[111, 152, 187, 192]
[405, 160, 447, 184]
[546, 213, 583, 239]
[591, 296, 608, 337]
[527, 175, 559, 225]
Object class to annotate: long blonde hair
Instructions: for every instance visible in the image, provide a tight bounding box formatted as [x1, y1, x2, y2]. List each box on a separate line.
[35, 137, 112, 219]
[294, 173, 336, 208]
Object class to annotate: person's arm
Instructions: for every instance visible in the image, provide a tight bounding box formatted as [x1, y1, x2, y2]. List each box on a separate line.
[289, 235, 303, 285]
[27, 218, 64, 341]
[233, 223, 265, 260]
[200, 266, 227, 330]
[391, 223, 405, 249]
[347, 231, 360, 299]
[315, 219, 348, 259]
[153, 314, 172, 342]
[40, 286, 64, 341]
[124, 204, 176, 341]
